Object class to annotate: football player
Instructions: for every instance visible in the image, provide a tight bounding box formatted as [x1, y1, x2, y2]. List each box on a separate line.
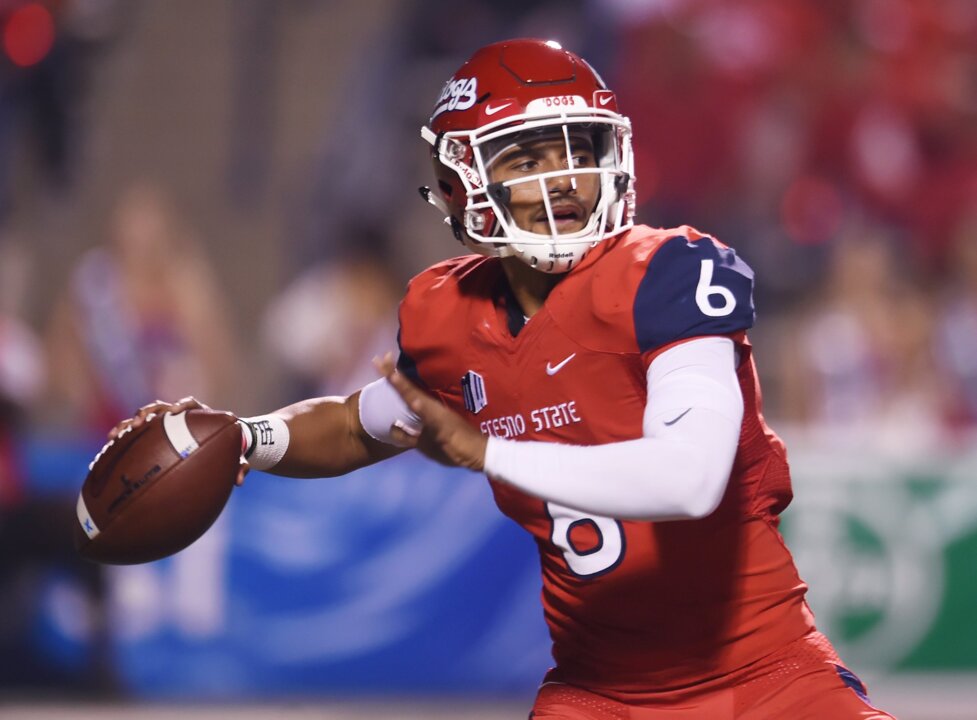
[113, 39, 896, 719]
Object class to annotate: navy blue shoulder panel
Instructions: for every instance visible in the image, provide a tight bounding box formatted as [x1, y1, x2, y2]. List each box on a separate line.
[633, 235, 756, 353]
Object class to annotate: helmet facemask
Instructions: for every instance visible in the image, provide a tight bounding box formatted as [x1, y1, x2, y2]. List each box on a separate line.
[423, 109, 634, 274]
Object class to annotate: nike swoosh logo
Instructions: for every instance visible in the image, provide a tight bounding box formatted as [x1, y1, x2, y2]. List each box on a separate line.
[484, 102, 512, 116]
[545, 353, 576, 375]
[598, 95, 613, 106]
[664, 408, 691, 426]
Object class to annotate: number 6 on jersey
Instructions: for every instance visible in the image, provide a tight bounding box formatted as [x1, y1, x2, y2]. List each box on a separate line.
[695, 259, 737, 317]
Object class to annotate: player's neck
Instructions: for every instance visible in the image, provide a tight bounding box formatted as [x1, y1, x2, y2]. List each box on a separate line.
[501, 257, 563, 318]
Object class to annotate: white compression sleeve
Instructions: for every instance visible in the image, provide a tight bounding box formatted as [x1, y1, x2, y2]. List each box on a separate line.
[358, 377, 422, 447]
[483, 336, 744, 521]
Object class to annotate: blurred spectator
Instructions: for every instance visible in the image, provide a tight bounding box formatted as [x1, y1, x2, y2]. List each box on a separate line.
[778, 229, 939, 452]
[42, 182, 244, 689]
[262, 251, 400, 398]
[605, 0, 977, 274]
[0, 235, 44, 512]
[600, 0, 976, 437]
[932, 224, 977, 433]
[46, 181, 241, 432]
[0, 235, 113, 693]
[0, 0, 129, 219]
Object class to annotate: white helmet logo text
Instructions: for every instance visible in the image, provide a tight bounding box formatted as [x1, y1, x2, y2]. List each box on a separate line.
[432, 77, 478, 119]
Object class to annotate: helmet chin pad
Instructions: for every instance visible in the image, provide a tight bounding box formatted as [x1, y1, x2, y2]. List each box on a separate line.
[511, 238, 598, 274]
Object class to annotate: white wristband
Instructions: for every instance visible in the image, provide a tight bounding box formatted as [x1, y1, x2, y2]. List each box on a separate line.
[240, 414, 290, 470]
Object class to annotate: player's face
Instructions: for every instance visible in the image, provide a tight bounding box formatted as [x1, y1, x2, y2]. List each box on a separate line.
[487, 132, 600, 236]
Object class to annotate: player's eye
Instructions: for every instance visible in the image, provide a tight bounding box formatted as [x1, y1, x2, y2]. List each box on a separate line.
[571, 152, 596, 167]
[510, 158, 538, 172]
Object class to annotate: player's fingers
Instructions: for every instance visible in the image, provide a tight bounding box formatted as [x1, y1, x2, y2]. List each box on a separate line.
[389, 424, 420, 448]
[384, 369, 416, 407]
[174, 396, 209, 412]
[372, 352, 398, 380]
[108, 402, 160, 438]
[393, 376, 437, 421]
[107, 418, 132, 439]
[393, 418, 421, 438]
[373, 354, 406, 397]
[131, 397, 207, 433]
[137, 400, 168, 417]
[235, 460, 250, 487]
[376, 359, 437, 420]
[109, 394, 202, 439]
[128, 399, 169, 429]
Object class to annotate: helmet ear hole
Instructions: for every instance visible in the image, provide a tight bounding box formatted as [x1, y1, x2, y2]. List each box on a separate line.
[438, 180, 454, 198]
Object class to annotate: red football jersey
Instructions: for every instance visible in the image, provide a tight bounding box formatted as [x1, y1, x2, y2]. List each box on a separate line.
[397, 225, 816, 697]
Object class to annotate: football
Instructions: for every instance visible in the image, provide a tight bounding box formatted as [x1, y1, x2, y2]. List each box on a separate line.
[75, 408, 242, 565]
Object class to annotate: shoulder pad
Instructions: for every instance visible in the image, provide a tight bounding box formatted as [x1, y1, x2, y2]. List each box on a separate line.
[547, 226, 755, 354]
[633, 234, 755, 353]
[397, 254, 499, 388]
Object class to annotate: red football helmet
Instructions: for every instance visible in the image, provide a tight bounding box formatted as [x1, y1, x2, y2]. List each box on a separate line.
[420, 38, 635, 274]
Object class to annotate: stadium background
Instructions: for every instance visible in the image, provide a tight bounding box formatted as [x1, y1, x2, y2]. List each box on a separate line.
[1, 1, 976, 718]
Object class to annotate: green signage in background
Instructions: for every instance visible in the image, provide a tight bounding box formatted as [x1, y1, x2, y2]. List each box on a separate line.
[782, 445, 977, 671]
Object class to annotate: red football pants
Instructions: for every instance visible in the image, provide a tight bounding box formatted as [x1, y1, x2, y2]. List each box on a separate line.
[529, 632, 896, 720]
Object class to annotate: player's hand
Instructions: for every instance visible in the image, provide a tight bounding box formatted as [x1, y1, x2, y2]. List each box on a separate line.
[108, 396, 209, 438]
[374, 353, 487, 472]
[108, 396, 249, 486]
[234, 454, 250, 487]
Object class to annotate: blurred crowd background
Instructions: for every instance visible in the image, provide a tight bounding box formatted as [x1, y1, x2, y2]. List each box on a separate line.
[1, 0, 976, 717]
